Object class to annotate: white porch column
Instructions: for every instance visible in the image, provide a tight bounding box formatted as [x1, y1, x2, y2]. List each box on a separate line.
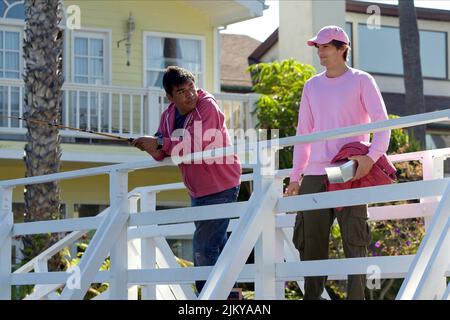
[109, 170, 130, 299]
[254, 142, 279, 299]
[0, 187, 13, 300]
[279, 0, 346, 71]
[140, 191, 157, 300]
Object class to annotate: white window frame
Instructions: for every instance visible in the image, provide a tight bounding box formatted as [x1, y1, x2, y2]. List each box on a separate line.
[143, 31, 206, 89]
[0, 1, 25, 20]
[71, 28, 112, 85]
[0, 22, 23, 126]
[1, 17, 68, 80]
[0, 23, 23, 79]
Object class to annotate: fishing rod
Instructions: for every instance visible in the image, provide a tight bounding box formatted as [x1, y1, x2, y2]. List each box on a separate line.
[1, 115, 134, 142]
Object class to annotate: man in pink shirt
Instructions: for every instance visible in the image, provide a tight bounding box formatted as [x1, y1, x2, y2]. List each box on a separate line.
[285, 26, 390, 300]
[132, 66, 241, 295]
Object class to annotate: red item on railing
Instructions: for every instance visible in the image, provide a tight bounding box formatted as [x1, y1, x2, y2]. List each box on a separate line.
[326, 141, 397, 211]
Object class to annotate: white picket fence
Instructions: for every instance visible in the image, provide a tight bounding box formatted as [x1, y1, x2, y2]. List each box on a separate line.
[1, 109, 450, 300]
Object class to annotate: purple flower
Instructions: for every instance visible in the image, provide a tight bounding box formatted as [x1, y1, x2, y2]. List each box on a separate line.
[395, 228, 401, 235]
[406, 240, 411, 246]
[375, 241, 382, 248]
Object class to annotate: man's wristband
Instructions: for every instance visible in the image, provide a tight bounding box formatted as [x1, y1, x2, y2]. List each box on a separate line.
[155, 133, 163, 150]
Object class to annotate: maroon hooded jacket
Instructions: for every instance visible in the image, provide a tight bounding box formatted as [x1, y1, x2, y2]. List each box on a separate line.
[152, 89, 241, 198]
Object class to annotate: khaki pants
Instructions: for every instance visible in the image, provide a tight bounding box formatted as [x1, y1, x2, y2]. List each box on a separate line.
[292, 175, 371, 300]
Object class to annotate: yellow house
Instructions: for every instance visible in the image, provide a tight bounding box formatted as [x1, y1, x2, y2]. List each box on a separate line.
[0, 0, 265, 259]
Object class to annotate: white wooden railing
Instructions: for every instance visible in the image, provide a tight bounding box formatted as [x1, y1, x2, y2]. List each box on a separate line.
[1, 109, 450, 300]
[0, 79, 259, 139]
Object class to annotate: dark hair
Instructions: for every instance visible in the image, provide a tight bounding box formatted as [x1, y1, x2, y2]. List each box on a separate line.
[162, 66, 195, 96]
[330, 40, 350, 62]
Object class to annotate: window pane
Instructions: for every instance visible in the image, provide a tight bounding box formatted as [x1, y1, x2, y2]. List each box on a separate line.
[147, 70, 163, 87]
[146, 36, 202, 88]
[420, 30, 446, 78]
[75, 76, 88, 83]
[148, 57, 165, 69]
[0, 52, 3, 69]
[0, 2, 6, 18]
[10, 87, 19, 126]
[91, 77, 104, 85]
[0, 31, 3, 49]
[5, 31, 19, 50]
[147, 37, 164, 58]
[345, 22, 353, 67]
[90, 38, 103, 57]
[359, 25, 403, 75]
[90, 58, 103, 77]
[177, 39, 201, 73]
[75, 57, 88, 76]
[178, 39, 201, 72]
[75, 37, 88, 55]
[147, 37, 165, 68]
[358, 24, 447, 79]
[5, 71, 19, 78]
[75, 77, 88, 83]
[0, 87, 6, 126]
[74, 35, 105, 84]
[5, 51, 19, 70]
[6, 3, 25, 20]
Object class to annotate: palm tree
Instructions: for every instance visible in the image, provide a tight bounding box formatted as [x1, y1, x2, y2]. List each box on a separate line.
[398, 0, 426, 148]
[22, 0, 64, 269]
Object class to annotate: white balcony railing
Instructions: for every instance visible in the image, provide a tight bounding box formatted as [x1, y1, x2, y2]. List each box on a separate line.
[1, 110, 450, 300]
[0, 79, 259, 140]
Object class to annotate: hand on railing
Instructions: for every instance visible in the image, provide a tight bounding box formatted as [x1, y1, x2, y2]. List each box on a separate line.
[284, 181, 300, 197]
[131, 136, 164, 159]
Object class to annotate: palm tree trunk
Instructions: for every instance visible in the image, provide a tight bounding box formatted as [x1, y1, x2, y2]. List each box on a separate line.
[22, 0, 64, 270]
[398, 0, 426, 148]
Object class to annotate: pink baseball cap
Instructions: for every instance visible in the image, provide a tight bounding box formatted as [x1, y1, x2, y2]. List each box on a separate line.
[307, 25, 350, 46]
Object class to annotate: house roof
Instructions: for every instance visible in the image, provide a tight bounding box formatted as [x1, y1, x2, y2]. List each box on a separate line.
[346, 0, 450, 22]
[221, 34, 261, 90]
[249, 0, 450, 62]
[248, 28, 278, 64]
[186, 0, 268, 27]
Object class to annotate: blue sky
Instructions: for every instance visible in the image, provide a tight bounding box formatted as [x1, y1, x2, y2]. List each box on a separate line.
[221, 0, 450, 42]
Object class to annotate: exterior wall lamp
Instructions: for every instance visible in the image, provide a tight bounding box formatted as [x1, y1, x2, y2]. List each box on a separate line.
[117, 12, 135, 66]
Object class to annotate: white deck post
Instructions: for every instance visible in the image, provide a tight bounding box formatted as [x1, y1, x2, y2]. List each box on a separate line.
[254, 143, 278, 299]
[422, 153, 445, 230]
[420, 153, 447, 297]
[442, 279, 450, 300]
[127, 195, 140, 300]
[275, 227, 286, 300]
[397, 180, 450, 299]
[108, 170, 129, 299]
[140, 191, 157, 300]
[0, 187, 13, 300]
[412, 217, 450, 299]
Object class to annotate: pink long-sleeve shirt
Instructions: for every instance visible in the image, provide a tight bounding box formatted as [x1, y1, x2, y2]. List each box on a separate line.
[289, 67, 391, 182]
